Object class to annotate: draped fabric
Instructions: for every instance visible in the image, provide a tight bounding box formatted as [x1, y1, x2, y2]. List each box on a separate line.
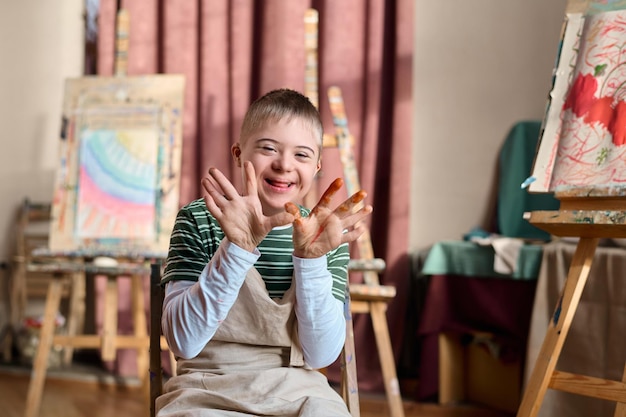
[96, 0, 412, 393]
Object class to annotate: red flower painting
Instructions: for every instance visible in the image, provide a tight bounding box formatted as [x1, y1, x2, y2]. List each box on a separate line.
[564, 73, 599, 117]
[533, 11, 626, 193]
[563, 72, 626, 146]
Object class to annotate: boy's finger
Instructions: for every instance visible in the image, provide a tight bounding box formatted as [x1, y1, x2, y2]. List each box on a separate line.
[203, 195, 222, 218]
[314, 178, 344, 212]
[209, 167, 239, 200]
[333, 190, 368, 217]
[243, 161, 257, 197]
[284, 202, 302, 219]
[349, 190, 367, 205]
[201, 175, 220, 194]
[202, 177, 228, 206]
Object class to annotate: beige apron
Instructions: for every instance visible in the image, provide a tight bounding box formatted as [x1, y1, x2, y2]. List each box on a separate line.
[156, 268, 351, 417]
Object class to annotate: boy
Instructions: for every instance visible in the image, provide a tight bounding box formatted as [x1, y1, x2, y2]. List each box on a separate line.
[156, 88, 372, 416]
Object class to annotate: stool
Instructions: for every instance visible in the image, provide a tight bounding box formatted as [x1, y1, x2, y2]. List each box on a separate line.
[23, 260, 152, 417]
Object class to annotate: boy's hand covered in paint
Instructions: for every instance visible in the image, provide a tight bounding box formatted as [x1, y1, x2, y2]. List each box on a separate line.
[285, 177, 372, 258]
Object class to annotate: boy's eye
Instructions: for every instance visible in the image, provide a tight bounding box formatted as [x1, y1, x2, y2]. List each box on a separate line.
[261, 145, 276, 152]
[296, 152, 311, 159]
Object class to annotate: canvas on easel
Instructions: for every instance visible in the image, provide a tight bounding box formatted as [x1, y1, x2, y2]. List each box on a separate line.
[49, 74, 185, 255]
[517, 3, 626, 417]
[529, 0, 626, 195]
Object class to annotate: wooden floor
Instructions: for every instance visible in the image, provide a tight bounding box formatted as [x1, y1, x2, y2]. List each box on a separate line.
[0, 364, 514, 417]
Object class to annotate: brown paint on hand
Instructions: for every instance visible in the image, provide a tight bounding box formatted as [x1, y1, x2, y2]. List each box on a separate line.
[351, 190, 366, 203]
[319, 178, 343, 204]
[311, 226, 325, 244]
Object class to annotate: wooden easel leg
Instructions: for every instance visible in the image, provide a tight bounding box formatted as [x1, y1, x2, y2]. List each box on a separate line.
[24, 278, 63, 417]
[0, 326, 12, 362]
[130, 274, 149, 396]
[516, 237, 599, 417]
[370, 301, 405, 417]
[62, 271, 85, 366]
[5, 261, 28, 362]
[614, 363, 626, 417]
[101, 277, 118, 362]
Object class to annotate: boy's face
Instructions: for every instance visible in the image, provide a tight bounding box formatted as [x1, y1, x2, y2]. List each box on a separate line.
[233, 117, 321, 216]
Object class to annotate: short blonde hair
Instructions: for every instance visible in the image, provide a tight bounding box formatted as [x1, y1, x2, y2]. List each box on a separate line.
[240, 89, 323, 152]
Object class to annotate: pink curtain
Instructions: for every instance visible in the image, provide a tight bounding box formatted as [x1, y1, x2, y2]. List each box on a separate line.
[97, 0, 413, 393]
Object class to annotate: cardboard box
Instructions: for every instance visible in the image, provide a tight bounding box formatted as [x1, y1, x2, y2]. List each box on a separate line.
[439, 332, 522, 413]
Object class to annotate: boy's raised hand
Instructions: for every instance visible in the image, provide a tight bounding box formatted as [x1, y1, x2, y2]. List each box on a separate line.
[285, 178, 373, 258]
[202, 162, 294, 252]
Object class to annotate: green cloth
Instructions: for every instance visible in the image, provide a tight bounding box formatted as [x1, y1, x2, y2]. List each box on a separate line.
[497, 121, 560, 241]
[421, 240, 543, 280]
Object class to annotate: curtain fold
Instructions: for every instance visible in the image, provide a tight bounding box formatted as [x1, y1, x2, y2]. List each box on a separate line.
[97, 0, 413, 393]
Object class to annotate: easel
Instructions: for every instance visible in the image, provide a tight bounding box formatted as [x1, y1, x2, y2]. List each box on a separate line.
[302, 9, 404, 416]
[327, 86, 405, 417]
[22, 8, 175, 417]
[517, 188, 626, 417]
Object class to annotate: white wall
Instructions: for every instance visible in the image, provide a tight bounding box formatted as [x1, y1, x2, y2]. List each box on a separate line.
[0, 2, 83, 325]
[410, 0, 568, 250]
[0, 1, 84, 260]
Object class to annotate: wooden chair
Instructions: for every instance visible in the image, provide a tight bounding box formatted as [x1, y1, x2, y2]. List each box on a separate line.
[149, 262, 179, 417]
[149, 261, 361, 417]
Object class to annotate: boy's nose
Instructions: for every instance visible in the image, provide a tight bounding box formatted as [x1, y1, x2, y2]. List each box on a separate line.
[273, 154, 294, 171]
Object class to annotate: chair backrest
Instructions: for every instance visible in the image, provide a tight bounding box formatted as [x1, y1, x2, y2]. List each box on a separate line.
[148, 261, 360, 417]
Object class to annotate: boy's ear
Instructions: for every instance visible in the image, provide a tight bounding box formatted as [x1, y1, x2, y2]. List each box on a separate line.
[231, 144, 242, 167]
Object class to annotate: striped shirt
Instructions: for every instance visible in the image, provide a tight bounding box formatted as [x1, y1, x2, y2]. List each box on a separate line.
[162, 198, 349, 301]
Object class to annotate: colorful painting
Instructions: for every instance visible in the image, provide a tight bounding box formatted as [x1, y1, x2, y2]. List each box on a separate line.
[530, 2, 626, 194]
[49, 75, 185, 255]
[76, 128, 158, 239]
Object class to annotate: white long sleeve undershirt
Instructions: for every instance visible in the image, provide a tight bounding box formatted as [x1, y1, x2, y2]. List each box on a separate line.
[162, 239, 346, 369]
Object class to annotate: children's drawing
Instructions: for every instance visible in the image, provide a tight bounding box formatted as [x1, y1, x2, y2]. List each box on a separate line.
[530, 5, 626, 194]
[76, 128, 158, 239]
[49, 75, 185, 255]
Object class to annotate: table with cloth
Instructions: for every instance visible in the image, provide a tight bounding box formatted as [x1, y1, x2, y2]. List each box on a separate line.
[399, 120, 561, 405]
[408, 240, 544, 402]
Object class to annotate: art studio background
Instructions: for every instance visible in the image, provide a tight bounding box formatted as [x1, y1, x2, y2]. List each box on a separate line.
[1, 1, 597, 415]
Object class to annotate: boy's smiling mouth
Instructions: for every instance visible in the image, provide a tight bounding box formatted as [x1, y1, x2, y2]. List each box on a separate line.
[265, 178, 294, 190]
